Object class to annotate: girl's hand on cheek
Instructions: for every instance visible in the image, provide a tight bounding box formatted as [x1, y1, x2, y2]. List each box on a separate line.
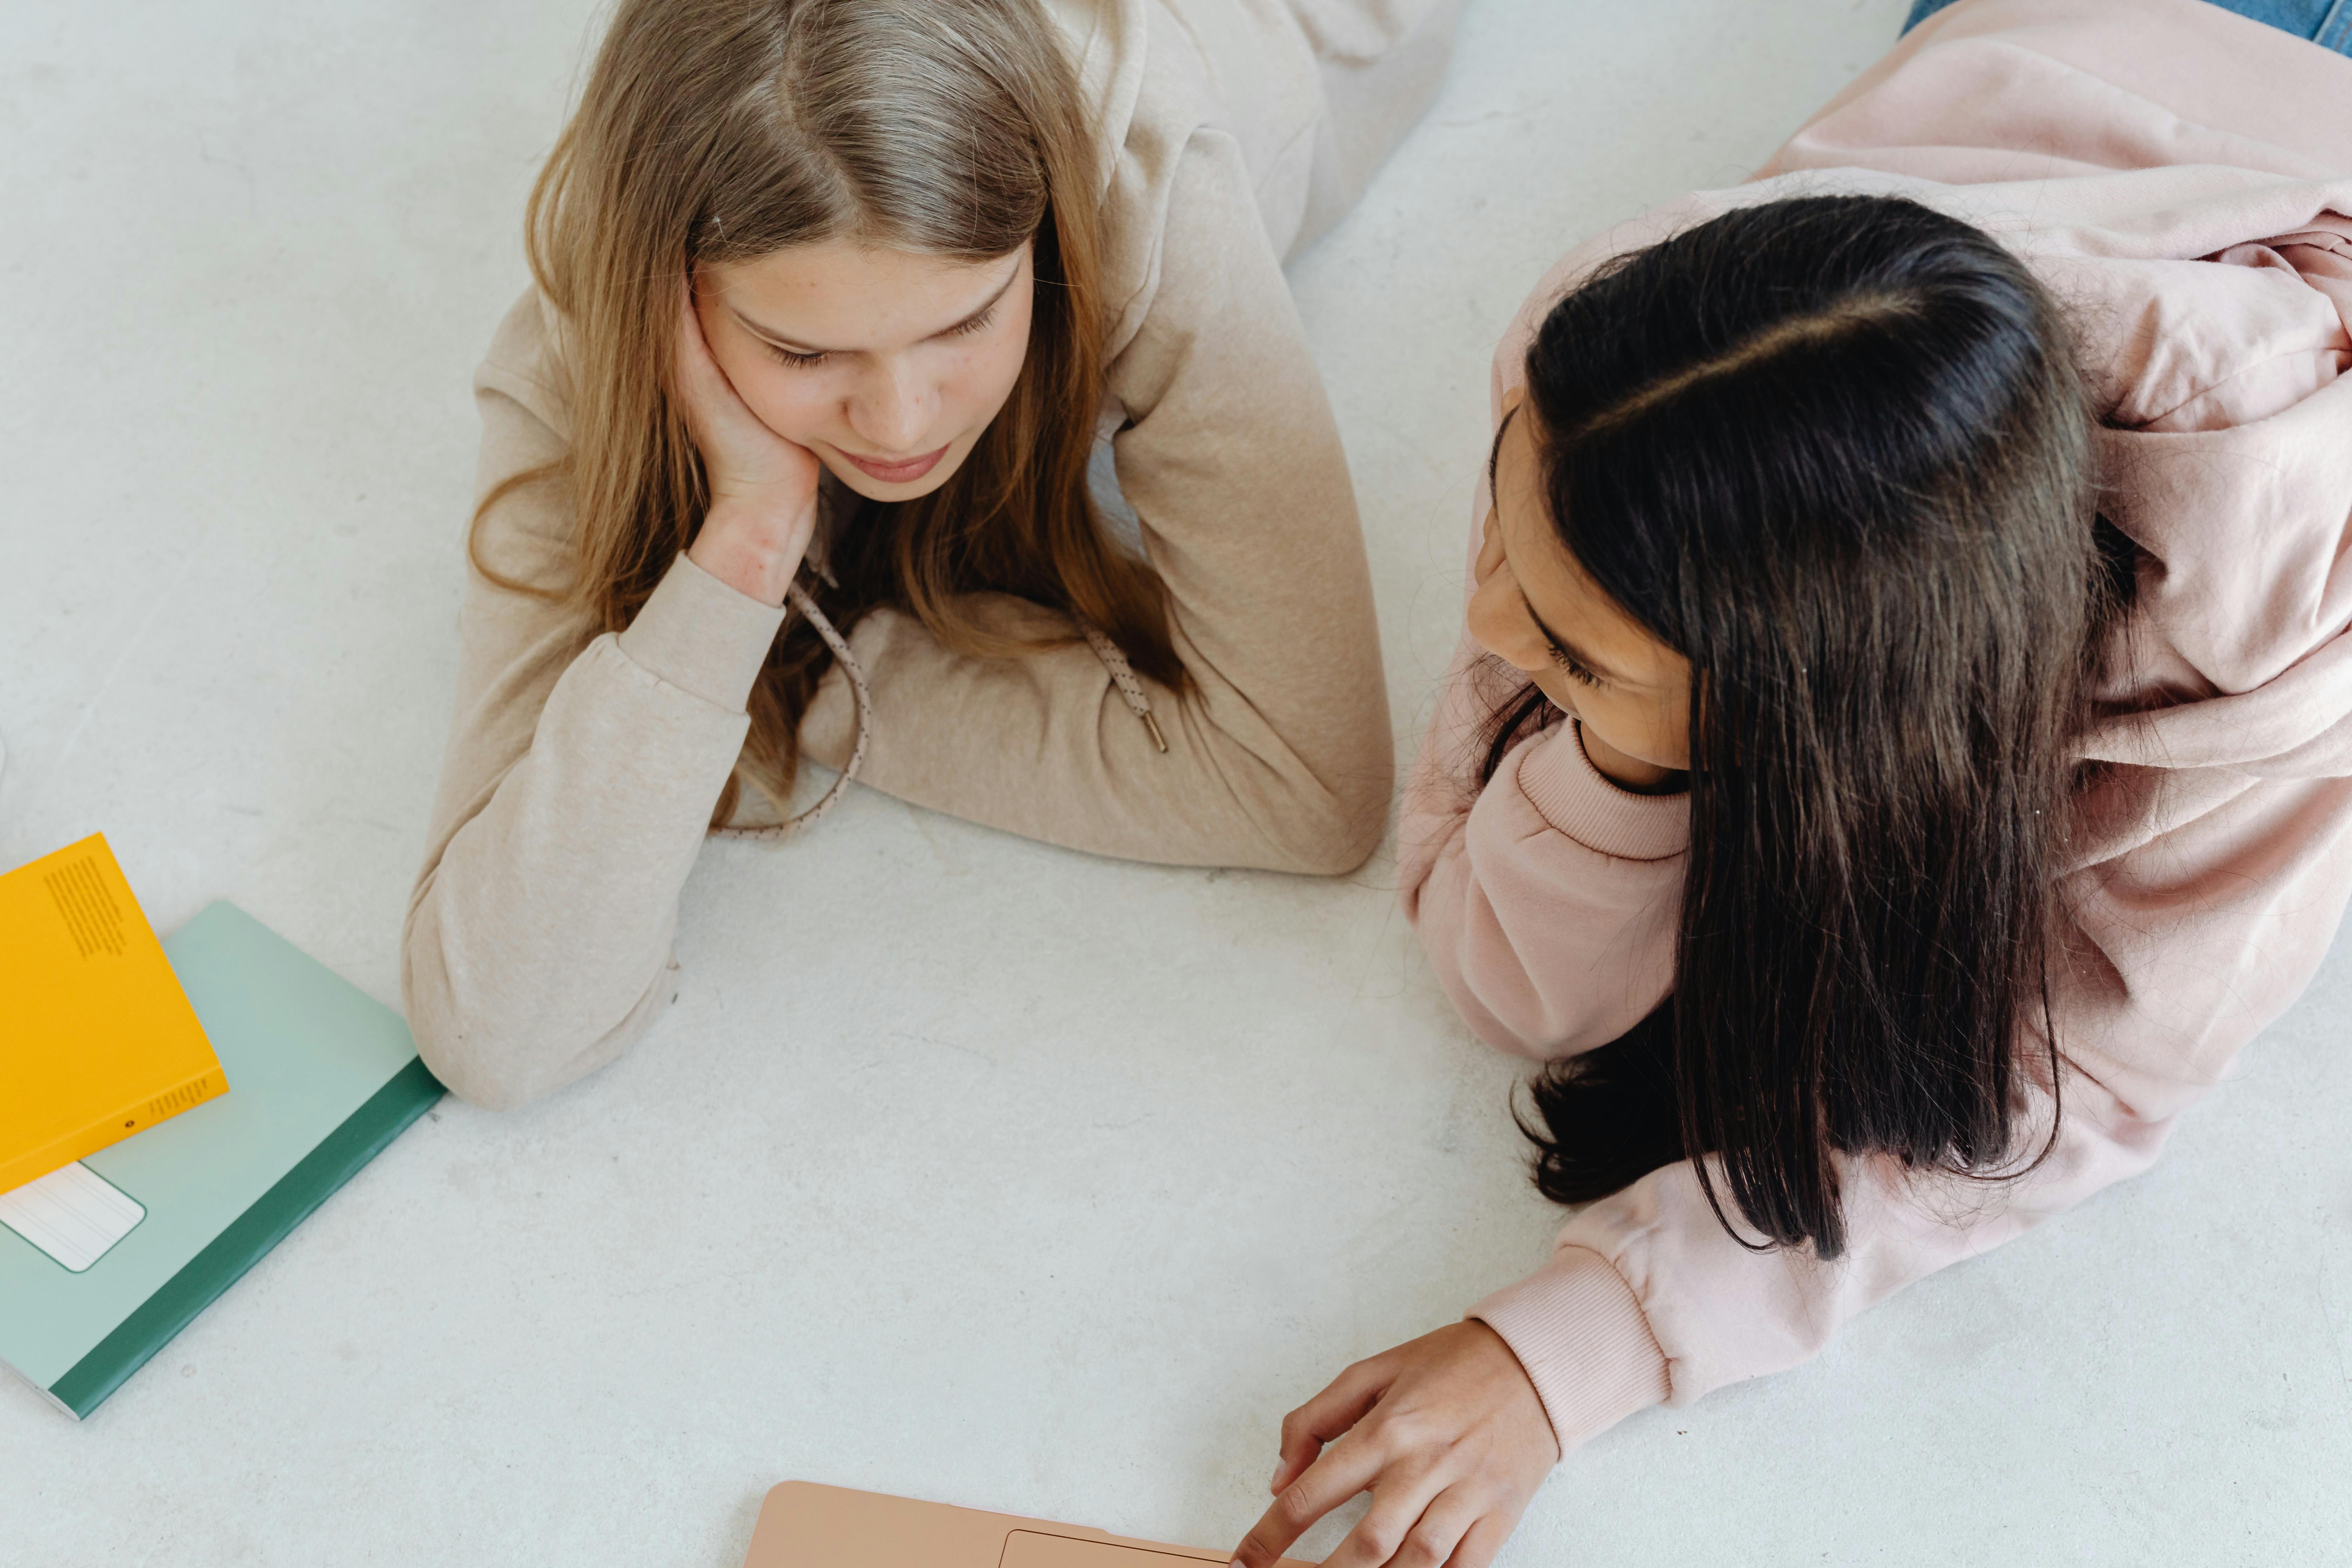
[1230, 1322, 1559, 1568]
[676, 274, 822, 606]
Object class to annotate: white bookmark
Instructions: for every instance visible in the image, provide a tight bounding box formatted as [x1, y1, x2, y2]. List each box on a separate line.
[0, 1162, 146, 1273]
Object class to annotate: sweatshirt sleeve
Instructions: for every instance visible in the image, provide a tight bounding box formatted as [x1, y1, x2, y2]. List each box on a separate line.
[1480, 763, 2352, 1452]
[1394, 624, 1687, 1449]
[793, 128, 1393, 875]
[1398, 637, 1687, 1057]
[400, 296, 787, 1111]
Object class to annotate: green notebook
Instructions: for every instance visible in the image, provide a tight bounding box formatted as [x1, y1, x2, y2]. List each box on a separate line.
[0, 902, 442, 1419]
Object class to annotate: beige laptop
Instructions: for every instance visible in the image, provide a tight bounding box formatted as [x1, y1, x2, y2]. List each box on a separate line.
[742, 1481, 1316, 1567]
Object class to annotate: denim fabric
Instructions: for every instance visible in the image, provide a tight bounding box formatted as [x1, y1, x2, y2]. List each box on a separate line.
[1903, 0, 2352, 52]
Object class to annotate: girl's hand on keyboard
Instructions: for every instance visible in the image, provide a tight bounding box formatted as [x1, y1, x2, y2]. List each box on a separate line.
[1228, 1321, 1558, 1568]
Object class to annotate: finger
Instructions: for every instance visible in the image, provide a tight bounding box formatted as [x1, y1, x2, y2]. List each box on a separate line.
[1373, 1484, 1484, 1568]
[1442, 1513, 1516, 1568]
[1271, 1356, 1394, 1495]
[672, 270, 775, 476]
[1320, 1486, 1437, 1568]
[674, 273, 728, 401]
[1230, 1428, 1387, 1568]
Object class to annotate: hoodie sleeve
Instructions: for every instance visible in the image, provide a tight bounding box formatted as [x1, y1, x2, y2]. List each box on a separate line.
[1476, 748, 2352, 1453]
[400, 293, 788, 1112]
[1394, 638, 1689, 1448]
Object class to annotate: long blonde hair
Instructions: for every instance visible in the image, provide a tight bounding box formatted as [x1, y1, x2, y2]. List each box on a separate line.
[476, 0, 1183, 822]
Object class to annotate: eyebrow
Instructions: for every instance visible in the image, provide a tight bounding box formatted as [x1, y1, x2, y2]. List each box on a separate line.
[1488, 401, 1639, 687]
[729, 261, 1022, 356]
[1486, 404, 1518, 494]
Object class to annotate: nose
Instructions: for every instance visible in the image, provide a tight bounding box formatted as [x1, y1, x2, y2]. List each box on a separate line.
[1466, 566, 1546, 674]
[845, 357, 935, 455]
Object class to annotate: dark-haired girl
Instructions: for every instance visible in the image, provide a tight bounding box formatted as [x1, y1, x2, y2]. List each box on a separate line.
[1231, 2, 2352, 1564]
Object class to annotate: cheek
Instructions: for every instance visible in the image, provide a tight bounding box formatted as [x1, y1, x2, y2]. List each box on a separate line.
[955, 320, 1031, 417]
[714, 341, 831, 441]
[1582, 691, 1690, 770]
[928, 352, 1008, 423]
[968, 286, 1036, 405]
[1650, 699, 1694, 768]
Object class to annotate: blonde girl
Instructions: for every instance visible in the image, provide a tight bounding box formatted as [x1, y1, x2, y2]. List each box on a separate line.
[405, 0, 1459, 1109]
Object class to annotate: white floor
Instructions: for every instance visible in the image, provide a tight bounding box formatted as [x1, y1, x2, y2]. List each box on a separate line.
[4, 1, 2349, 1563]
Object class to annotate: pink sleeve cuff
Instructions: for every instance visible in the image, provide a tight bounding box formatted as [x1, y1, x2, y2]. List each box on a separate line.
[1512, 721, 1689, 862]
[614, 553, 789, 714]
[1470, 1246, 1671, 1456]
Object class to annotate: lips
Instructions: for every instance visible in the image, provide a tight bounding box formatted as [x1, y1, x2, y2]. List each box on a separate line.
[840, 443, 951, 485]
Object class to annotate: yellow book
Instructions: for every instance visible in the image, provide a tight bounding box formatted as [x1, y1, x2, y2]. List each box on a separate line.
[0, 834, 228, 1194]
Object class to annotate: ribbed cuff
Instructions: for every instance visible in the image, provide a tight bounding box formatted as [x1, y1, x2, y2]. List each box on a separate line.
[1514, 722, 1689, 862]
[614, 554, 789, 713]
[1470, 1246, 1670, 1456]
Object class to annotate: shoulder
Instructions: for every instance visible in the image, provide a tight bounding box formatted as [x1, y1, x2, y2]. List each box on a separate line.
[1057, 0, 1327, 356]
[1744, 0, 2352, 429]
[1768, 0, 2352, 182]
[466, 287, 586, 590]
[474, 286, 578, 444]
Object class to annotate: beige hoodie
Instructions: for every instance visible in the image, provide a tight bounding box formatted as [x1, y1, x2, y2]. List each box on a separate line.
[404, 0, 1458, 1111]
[1404, 0, 2352, 1458]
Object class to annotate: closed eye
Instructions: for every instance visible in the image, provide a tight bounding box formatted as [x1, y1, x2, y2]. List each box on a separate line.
[761, 341, 832, 369]
[1547, 642, 1603, 687]
[945, 302, 999, 340]
[759, 302, 999, 370]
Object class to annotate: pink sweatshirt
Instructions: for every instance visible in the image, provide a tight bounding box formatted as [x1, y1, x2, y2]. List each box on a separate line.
[1405, 0, 2352, 1456]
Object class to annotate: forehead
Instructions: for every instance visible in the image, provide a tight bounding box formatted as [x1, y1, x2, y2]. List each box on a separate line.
[1493, 403, 1677, 683]
[712, 239, 1022, 347]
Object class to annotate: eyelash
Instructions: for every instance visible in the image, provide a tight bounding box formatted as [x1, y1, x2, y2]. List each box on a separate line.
[1547, 643, 1603, 688]
[758, 303, 1000, 370]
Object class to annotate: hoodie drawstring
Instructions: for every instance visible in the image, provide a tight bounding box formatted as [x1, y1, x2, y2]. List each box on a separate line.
[718, 594, 1166, 842]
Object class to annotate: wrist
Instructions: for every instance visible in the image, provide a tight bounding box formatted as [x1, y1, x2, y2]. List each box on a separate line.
[1471, 1248, 1668, 1459]
[690, 496, 816, 608]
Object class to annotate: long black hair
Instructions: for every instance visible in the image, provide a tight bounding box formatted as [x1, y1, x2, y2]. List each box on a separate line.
[1497, 194, 2131, 1259]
